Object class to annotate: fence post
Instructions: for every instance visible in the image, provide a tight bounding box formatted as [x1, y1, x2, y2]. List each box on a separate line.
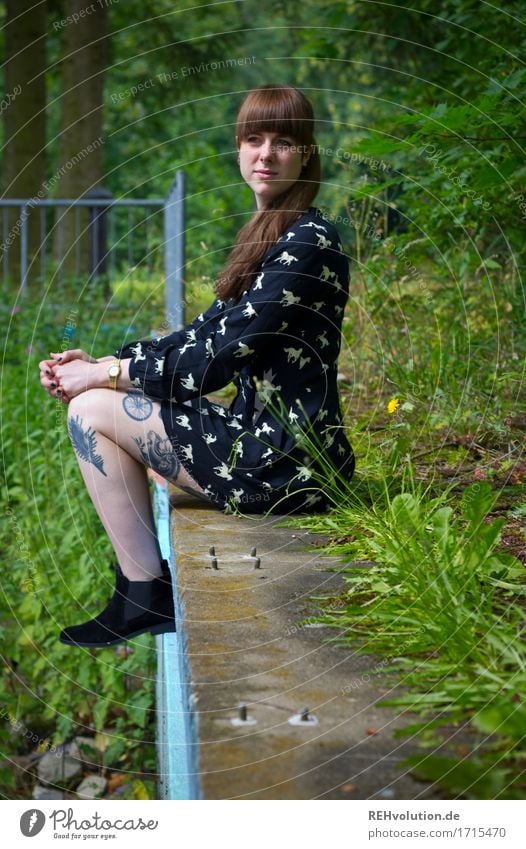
[164, 171, 185, 332]
[20, 203, 30, 295]
[85, 185, 113, 283]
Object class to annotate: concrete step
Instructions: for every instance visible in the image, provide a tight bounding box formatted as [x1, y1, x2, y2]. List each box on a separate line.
[167, 491, 443, 800]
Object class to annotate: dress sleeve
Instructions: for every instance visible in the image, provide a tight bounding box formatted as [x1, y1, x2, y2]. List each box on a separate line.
[114, 297, 222, 361]
[127, 223, 349, 401]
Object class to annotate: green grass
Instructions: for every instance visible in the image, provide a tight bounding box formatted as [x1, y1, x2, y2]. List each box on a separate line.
[287, 471, 526, 797]
[0, 275, 168, 799]
[283, 258, 526, 799]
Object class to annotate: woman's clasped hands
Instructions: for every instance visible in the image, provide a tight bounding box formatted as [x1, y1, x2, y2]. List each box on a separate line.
[38, 350, 115, 404]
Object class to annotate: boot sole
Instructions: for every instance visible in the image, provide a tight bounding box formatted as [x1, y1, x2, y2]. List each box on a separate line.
[59, 620, 176, 648]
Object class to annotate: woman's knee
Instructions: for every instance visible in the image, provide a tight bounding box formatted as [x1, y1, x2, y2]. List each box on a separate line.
[67, 389, 111, 433]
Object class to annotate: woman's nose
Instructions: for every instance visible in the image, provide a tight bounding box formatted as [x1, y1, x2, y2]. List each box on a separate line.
[259, 140, 274, 161]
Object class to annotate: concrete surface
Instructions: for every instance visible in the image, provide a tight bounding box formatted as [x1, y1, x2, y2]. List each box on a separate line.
[169, 491, 445, 800]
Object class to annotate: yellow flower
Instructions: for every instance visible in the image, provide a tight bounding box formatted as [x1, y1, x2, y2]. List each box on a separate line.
[387, 398, 400, 414]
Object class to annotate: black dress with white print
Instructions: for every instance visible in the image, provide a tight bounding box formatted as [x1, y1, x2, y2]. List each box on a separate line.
[115, 206, 355, 514]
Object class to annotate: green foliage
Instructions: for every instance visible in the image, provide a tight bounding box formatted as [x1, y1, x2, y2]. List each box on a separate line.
[293, 479, 526, 798]
[294, 0, 526, 294]
[0, 289, 160, 798]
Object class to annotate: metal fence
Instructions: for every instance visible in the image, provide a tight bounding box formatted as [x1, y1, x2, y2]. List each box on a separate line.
[0, 170, 186, 331]
[2, 172, 192, 795]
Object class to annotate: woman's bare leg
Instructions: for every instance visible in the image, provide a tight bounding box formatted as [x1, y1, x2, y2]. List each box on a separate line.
[66, 388, 207, 581]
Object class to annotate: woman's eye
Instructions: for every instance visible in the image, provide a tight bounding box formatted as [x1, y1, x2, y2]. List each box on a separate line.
[243, 136, 293, 150]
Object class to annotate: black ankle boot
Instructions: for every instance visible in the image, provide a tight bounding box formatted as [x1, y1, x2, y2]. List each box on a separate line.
[59, 560, 176, 647]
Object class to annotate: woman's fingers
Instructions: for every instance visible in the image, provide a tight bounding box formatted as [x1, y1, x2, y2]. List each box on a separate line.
[39, 366, 52, 386]
[42, 378, 69, 404]
[49, 349, 96, 365]
[39, 358, 56, 373]
[38, 358, 71, 404]
[42, 354, 94, 404]
[39, 361, 62, 398]
[40, 376, 58, 395]
[39, 361, 55, 381]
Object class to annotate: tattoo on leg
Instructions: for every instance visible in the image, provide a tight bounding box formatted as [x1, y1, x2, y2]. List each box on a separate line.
[133, 430, 181, 478]
[122, 392, 153, 421]
[68, 415, 107, 477]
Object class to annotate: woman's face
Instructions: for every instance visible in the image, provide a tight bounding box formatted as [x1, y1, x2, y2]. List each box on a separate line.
[237, 131, 311, 210]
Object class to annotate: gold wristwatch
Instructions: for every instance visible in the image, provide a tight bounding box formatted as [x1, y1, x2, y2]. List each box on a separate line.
[107, 360, 121, 390]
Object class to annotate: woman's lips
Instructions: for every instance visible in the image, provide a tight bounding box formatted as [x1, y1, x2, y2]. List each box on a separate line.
[254, 170, 277, 178]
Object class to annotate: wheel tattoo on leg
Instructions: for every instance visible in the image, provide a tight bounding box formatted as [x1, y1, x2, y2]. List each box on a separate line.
[68, 415, 108, 477]
[133, 430, 181, 478]
[122, 391, 153, 421]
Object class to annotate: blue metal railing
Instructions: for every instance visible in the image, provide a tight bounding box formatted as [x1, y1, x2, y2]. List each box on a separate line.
[152, 479, 199, 800]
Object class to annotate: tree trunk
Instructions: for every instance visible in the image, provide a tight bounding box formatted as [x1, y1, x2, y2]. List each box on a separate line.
[53, 0, 108, 283]
[2, 0, 47, 292]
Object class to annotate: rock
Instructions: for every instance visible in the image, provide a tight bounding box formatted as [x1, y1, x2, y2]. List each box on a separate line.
[33, 783, 64, 800]
[76, 774, 107, 799]
[378, 787, 395, 798]
[37, 741, 82, 786]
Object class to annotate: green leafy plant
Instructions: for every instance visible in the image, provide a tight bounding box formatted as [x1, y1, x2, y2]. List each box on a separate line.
[296, 482, 526, 798]
[0, 286, 163, 799]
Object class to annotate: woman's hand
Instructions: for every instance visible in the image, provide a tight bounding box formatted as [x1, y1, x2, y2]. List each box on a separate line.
[39, 351, 118, 403]
[40, 350, 96, 404]
[39, 358, 71, 404]
[40, 352, 106, 403]
[50, 359, 107, 401]
[39, 350, 131, 402]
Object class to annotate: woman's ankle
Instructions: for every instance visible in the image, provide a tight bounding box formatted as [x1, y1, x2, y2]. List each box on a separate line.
[118, 559, 164, 581]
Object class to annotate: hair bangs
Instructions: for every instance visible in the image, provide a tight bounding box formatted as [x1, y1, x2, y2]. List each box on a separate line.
[236, 84, 314, 145]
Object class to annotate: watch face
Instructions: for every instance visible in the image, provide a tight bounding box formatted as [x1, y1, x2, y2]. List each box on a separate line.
[109, 364, 120, 377]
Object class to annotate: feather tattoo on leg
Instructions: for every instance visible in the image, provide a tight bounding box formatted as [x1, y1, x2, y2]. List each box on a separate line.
[68, 415, 108, 477]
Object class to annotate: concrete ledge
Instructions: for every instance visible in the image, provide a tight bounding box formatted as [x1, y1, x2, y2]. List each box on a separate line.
[168, 491, 441, 800]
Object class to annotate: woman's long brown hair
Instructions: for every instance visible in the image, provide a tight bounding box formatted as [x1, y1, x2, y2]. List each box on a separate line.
[215, 84, 321, 302]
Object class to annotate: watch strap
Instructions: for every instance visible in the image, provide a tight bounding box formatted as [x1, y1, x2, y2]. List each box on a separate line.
[108, 360, 121, 390]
